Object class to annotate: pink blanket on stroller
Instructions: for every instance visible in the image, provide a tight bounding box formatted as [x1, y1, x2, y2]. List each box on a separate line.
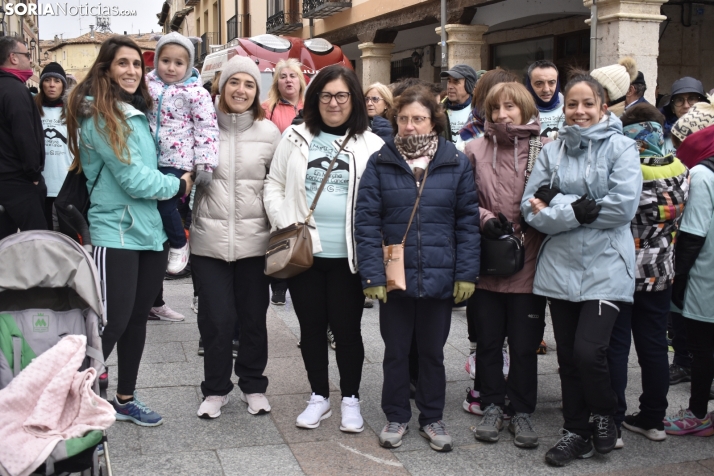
[0, 335, 115, 476]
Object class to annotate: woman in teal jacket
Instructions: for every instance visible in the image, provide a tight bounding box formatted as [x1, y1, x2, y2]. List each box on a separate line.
[66, 36, 193, 427]
[520, 72, 642, 467]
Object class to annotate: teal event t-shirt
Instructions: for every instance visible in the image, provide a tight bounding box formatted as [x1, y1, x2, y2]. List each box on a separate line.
[305, 132, 349, 258]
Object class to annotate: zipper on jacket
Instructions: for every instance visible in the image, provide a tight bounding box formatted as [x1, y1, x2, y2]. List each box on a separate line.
[416, 181, 424, 298]
[228, 115, 237, 261]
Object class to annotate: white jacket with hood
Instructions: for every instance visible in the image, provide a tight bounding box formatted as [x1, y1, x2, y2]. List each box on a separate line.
[263, 123, 384, 273]
[190, 108, 281, 261]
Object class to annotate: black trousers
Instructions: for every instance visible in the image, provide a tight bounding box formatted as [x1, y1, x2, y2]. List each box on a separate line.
[671, 311, 692, 368]
[685, 317, 714, 418]
[380, 296, 452, 426]
[550, 298, 622, 439]
[608, 289, 670, 427]
[0, 177, 47, 239]
[94, 243, 169, 395]
[288, 257, 365, 398]
[474, 289, 546, 414]
[192, 254, 269, 396]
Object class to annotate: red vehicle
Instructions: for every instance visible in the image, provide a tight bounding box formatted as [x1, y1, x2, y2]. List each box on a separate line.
[200, 34, 353, 100]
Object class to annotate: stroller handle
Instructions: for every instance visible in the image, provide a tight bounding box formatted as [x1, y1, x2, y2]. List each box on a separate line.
[65, 205, 93, 250]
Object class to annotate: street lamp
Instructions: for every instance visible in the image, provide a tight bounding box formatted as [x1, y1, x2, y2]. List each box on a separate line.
[30, 38, 36, 49]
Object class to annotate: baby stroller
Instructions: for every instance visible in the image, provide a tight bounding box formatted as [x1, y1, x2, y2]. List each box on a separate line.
[0, 206, 114, 476]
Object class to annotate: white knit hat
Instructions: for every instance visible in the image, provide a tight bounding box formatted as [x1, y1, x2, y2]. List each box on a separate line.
[590, 57, 638, 104]
[155, 32, 195, 83]
[218, 56, 261, 94]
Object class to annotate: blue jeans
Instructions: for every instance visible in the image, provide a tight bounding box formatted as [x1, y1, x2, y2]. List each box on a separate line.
[157, 166, 187, 249]
[608, 288, 671, 428]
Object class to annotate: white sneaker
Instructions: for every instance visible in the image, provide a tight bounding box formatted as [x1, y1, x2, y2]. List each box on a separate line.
[197, 394, 229, 419]
[191, 296, 199, 314]
[167, 242, 190, 274]
[465, 351, 476, 379]
[149, 304, 185, 322]
[340, 396, 364, 433]
[296, 393, 331, 429]
[240, 391, 271, 415]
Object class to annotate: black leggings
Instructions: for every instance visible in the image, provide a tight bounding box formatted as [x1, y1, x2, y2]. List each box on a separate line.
[287, 257, 365, 398]
[685, 317, 714, 418]
[94, 243, 169, 395]
[550, 298, 622, 439]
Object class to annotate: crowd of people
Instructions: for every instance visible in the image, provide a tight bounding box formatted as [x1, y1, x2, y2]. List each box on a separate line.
[1, 31, 713, 468]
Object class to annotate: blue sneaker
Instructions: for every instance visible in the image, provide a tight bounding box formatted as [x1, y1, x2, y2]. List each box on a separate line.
[111, 392, 163, 427]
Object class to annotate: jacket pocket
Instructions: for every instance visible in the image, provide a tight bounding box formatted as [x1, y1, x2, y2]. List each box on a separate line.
[610, 233, 634, 279]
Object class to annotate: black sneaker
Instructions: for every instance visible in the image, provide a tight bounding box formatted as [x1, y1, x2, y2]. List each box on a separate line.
[592, 414, 617, 454]
[545, 429, 594, 467]
[669, 363, 691, 385]
[271, 289, 286, 305]
[622, 412, 666, 441]
[232, 339, 239, 359]
[198, 338, 204, 356]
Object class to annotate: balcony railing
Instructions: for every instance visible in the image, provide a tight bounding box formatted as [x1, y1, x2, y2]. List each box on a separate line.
[266, 10, 302, 35]
[198, 32, 217, 63]
[227, 14, 251, 41]
[302, 0, 351, 19]
[185, 0, 199, 6]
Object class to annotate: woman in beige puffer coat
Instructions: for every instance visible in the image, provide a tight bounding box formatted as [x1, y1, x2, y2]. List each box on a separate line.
[190, 56, 281, 419]
[462, 82, 550, 448]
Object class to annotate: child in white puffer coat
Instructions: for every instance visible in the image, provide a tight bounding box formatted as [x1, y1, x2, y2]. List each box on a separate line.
[146, 32, 219, 274]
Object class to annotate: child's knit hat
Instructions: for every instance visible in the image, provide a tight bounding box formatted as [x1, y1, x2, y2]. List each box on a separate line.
[155, 32, 195, 82]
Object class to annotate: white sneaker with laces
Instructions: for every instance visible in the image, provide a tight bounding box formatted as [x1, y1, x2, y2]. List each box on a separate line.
[197, 395, 229, 419]
[149, 304, 185, 322]
[167, 242, 190, 274]
[240, 392, 271, 415]
[296, 393, 331, 429]
[340, 396, 364, 433]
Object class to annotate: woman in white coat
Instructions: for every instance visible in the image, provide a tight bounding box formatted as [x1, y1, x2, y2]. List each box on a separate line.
[191, 56, 281, 419]
[264, 65, 384, 432]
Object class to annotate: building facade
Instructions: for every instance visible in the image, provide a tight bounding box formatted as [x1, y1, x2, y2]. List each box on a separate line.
[1, 0, 41, 86]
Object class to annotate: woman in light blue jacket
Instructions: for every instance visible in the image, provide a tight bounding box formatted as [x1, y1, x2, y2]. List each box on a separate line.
[520, 71, 642, 467]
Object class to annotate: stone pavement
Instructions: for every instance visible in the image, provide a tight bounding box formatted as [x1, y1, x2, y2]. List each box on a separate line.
[103, 276, 714, 476]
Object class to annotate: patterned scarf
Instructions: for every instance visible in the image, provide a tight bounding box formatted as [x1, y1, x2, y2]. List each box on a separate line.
[395, 132, 438, 182]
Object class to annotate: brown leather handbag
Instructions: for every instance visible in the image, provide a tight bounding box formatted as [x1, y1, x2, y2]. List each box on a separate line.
[264, 135, 352, 279]
[382, 165, 429, 292]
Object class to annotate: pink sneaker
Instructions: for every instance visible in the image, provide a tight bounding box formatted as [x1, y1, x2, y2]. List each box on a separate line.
[663, 409, 714, 436]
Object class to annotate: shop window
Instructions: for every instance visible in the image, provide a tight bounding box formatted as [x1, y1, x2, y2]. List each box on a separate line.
[390, 58, 418, 83]
[491, 37, 554, 75]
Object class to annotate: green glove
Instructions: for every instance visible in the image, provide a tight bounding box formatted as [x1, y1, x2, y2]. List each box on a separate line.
[364, 286, 387, 303]
[453, 281, 475, 304]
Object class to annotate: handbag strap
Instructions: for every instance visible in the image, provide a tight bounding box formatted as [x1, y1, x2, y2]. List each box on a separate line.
[82, 164, 105, 215]
[305, 133, 354, 223]
[400, 164, 429, 246]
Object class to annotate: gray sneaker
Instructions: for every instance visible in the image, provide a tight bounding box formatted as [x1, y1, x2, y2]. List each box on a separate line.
[419, 420, 452, 452]
[379, 422, 409, 448]
[474, 404, 504, 442]
[508, 412, 539, 448]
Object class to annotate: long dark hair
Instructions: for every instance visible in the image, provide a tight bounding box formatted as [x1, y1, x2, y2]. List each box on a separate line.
[34, 78, 66, 120]
[66, 36, 152, 172]
[302, 65, 369, 136]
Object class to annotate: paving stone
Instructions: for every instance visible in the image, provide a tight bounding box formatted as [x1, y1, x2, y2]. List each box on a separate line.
[109, 450, 221, 476]
[698, 458, 714, 471]
[218, 444, 304, 475]
[145, 322, 200, 343]
[263, 355, 336, 396]
[106, 341, 187, 366]
[138, 412, 284, 454]
[134, 361, 205, 388]
[592, 461, 714, 476]
[289, 438, 408, 476]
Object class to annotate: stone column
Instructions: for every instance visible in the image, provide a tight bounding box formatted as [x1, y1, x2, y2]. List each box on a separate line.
[435, 24, 489, 71]
[584, 0, 668, 104]
[357, 42, 395, 87]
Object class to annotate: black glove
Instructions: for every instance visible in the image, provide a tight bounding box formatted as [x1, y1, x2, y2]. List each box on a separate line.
[671, 275, 688, 309]
[482, 212, 513, 239]
[534, 185, 561, 206]
[571, 195, 601, 224]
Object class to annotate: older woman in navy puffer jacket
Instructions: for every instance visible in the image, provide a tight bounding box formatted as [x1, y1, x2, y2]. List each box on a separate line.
[355, 86, 479, 451]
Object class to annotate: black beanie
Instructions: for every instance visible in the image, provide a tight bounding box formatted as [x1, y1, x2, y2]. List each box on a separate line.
[40, 62, 67, 88]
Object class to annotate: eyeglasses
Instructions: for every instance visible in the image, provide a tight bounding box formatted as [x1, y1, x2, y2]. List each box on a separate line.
[396, 115, 430, 126]
[11, 51, 32, 60]
[672, 95, 704, 107]
[318, 92, 351, 104]
[365, 96, 383, 104]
